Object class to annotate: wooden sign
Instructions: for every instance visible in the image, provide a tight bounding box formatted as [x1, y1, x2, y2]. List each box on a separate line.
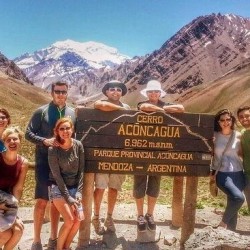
[76, 108, 214, 176]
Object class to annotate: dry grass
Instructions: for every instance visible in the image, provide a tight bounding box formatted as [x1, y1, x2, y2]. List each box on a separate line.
[118, 176, 226, 208]
[179, 64, 250, 114]
[0, 71, 249, 214]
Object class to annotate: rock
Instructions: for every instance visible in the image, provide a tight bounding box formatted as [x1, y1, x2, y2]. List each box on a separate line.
[184, 226, 250, 249]
[163, 233, 177, 246]
[136, 229, 161, 243]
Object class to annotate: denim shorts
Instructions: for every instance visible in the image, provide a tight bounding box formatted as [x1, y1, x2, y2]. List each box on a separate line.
[49, 184, 77, 201]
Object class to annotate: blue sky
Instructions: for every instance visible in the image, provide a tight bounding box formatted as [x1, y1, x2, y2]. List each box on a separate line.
[1, 0, 250, 59]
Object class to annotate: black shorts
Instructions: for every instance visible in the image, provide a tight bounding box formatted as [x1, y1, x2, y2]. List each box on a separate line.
[34, 156, 50, 200]
[133, 175, 161, 199]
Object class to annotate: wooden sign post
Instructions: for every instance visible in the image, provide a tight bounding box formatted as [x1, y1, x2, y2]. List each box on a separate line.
[75, 108, 214, 246]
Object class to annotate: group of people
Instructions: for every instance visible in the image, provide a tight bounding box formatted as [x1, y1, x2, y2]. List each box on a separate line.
[0, 78, 249, 250]
[211, 107, 250, 231]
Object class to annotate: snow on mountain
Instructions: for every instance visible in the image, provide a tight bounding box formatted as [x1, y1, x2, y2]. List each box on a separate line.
[14, 39, 131, 94]
[15, 39, 130, 70]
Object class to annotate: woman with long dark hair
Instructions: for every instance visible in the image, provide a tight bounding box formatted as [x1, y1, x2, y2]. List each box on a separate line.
[211, 109, 245, 230]
[0, 108, 11, 152]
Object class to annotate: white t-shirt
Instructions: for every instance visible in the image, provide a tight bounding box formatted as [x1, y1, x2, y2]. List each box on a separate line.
[213, 131, 243, 172]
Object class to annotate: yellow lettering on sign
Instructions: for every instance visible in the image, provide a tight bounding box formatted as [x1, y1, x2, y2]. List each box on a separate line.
[137, 115, 163, 124]
[148, 141, 173, 149]
[117, 124, 180, 138]
[120, 151, 156, 159]
[98, 162, 133, 171]
[157, 152, 193, 160]
[147, 164, 187, 173]
[94, 149, 120, 158]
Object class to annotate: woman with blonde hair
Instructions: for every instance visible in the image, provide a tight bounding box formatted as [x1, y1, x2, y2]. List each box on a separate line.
[48, 117, 84, 250]
[0, 127, 28, 249]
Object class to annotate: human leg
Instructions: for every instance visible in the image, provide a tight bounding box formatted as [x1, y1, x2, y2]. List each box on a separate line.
[92, 188, 105, 235]
[145, 176, 161, 231]
[44, 202, 51, 222]
[227, 213, 237, 231]
[33, 198, 48, 243]
[3, 221, 23, 250]
[107, 187, 118, 216]
[104, 174, 126, 232]
[146, 175, 161, 214]
[104, 188, 117, 232]
[46, 202, 60, 250]
[244, 175, 250, 211]
[53, 198, 76, 250]
[133, 175, 147, 215]
[32, 158, 52, 248]
[135, 197, 144, 216]
[92, 174, 107, 235]
[50, 202, 60, 239]
[63, 218, 80, 249]
[93, 188, 105, 216]
[0, 229, 12, 248]
[147, 196, 157, 215]
[133, 175, 147, 231]
[145, 196, 157, 231]
[216, 171, 245, 230]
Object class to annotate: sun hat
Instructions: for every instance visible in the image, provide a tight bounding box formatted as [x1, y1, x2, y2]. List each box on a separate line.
[102, 80, 127, 96]
[140, 80, 166, 98]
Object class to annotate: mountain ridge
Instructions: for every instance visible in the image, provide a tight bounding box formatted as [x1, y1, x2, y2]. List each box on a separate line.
[125, 13, 250, 98]
[3, 12, 249, 106]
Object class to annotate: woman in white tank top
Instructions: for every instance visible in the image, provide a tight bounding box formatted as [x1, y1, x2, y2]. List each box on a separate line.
[211, 109, 245, 231]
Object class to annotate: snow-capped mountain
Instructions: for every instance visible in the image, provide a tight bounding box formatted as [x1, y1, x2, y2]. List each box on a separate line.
[14, 40, 131, 98]
[13, 13, 250, 105]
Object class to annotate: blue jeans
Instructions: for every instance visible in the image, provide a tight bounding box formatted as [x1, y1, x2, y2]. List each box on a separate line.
[216, 171, 245, 230]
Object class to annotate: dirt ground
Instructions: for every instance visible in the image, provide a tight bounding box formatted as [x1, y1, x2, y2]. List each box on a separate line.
[17, 203, 250, 250]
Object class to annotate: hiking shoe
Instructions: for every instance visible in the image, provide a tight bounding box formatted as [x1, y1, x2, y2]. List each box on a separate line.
[104, 216, 116, 232]
[31, 242, 43, 250]
[137, 215, 147, 232]
[92, 216, 105, 235]
[145, 213, 156, 231]
[47, 238, 57, 250]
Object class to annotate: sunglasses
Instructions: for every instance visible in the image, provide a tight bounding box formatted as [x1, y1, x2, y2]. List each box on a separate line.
[108, 87, 122, 93]
[59, 127, 71, 131]
[219, 118, 232, 122]
[238, 114, 250, 119]
[0, 116, 7, 120]
[54, 90, 68, 95]
[147, 90, 161, 94]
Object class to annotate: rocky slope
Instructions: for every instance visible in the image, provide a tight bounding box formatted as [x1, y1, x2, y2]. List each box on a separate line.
[9, 13, 250, 105]
[126, 13, 250, 98]
[0, 52, 31, 83]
